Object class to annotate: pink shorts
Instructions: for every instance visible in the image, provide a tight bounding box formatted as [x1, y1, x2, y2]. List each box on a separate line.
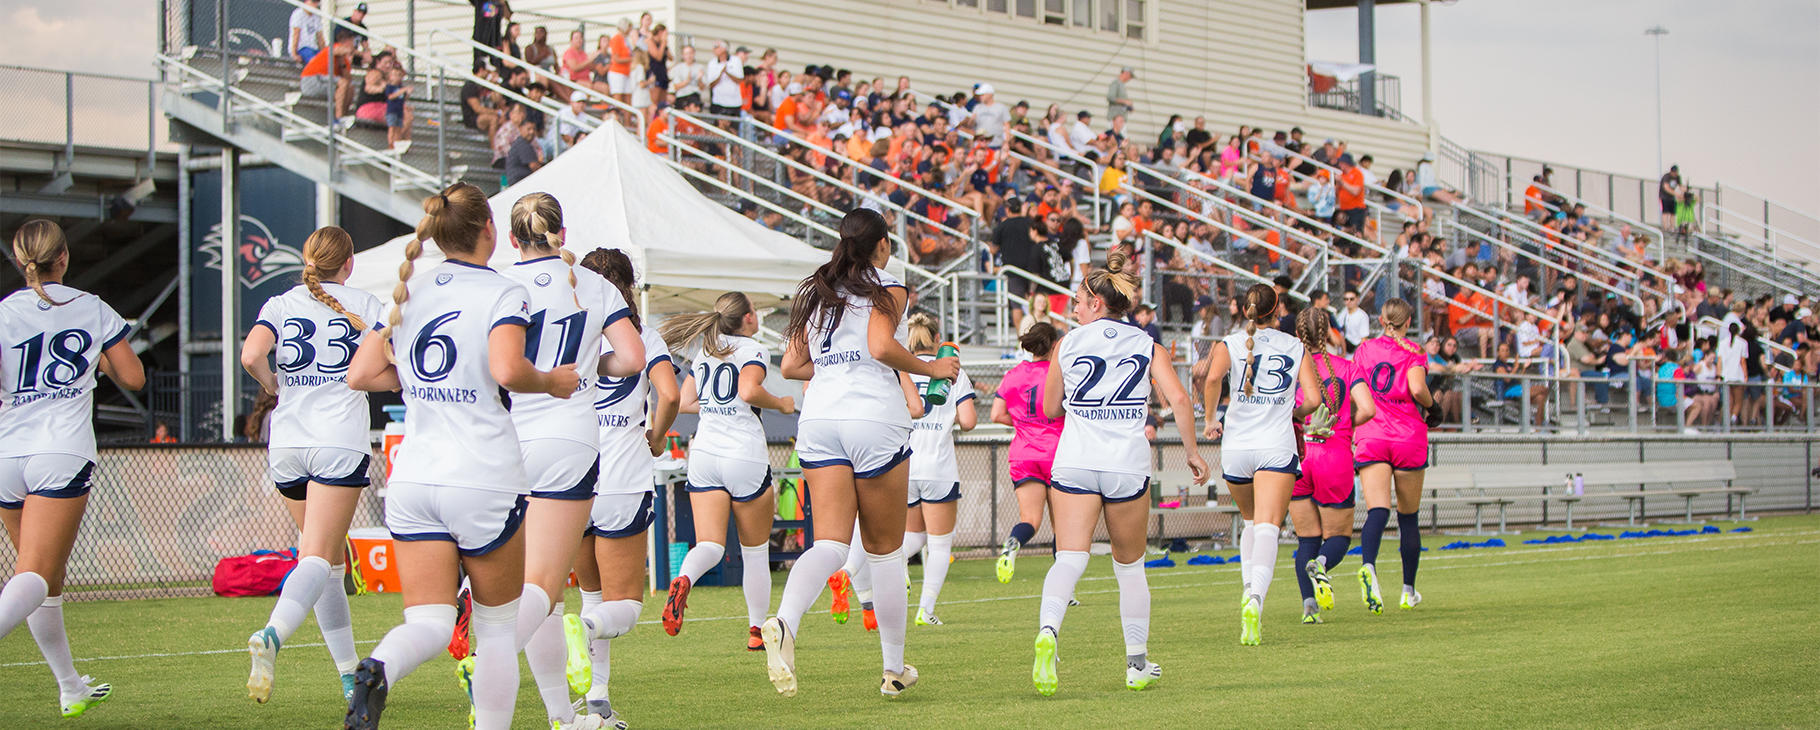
[1294, 440, 1356, 508]
[1009, 459, 1053, 488]
[1353, 437, 1428, 472]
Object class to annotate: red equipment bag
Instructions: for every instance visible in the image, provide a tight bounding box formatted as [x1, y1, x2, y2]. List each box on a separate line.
[212, 549, 299, 597]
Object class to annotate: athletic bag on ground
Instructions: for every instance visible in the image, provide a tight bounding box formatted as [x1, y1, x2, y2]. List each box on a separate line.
[211, 548, 298, 597]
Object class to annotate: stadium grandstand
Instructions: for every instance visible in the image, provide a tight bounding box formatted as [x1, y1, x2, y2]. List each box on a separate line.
[0, 0, 1817, 726]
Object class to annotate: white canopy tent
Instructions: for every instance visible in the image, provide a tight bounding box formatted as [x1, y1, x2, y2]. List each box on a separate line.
[348, 121, 828, 313]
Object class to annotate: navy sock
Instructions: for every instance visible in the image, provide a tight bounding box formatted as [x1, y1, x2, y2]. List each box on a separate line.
[1293, 537, 1320, 602]
[1008, 522, 1036, 546]
[1360, 507, 1390, 566]
[1319, 535, 1350, 571]
[1397, 511, 1422, 587]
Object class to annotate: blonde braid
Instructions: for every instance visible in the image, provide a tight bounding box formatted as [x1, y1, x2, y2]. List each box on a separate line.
[301, 227, 367, 331]
[386, 235, 423, 363]
[1238, 283, 1277, 396]
[1242, 317, 1258, 396]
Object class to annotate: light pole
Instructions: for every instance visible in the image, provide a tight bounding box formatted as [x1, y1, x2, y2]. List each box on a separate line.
[1646, 25, 1668, 179]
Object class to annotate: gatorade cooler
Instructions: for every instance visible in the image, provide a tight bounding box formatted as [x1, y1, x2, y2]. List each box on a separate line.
[348, 527, 401, 593]
[382, 405, 407, 479]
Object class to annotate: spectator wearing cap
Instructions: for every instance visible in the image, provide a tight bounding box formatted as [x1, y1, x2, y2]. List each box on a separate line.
[1659, 164, 1684, 232]
[775, 81, 812, 136]
[705, 42, 747, 120]
[558, 94, 592, 146]
[1107, 66, 1135, 121]
[343, 3, 372, 64]
[971, 84, 1010, 148]
[289, 0, 324, 64]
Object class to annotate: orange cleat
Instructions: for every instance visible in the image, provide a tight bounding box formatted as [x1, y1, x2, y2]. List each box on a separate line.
[747, 626, 765, 651]
[662, 576, 692, 636]
[447, 586, 472, 660]
[828, 571, 852, 624]
[862, 607, 878, 632]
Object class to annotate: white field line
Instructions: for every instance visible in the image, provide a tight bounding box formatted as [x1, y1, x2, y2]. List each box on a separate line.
[3, 529, 1812, 669]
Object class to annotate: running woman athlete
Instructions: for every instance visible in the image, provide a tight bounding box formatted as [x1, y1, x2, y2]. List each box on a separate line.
[990, 323, 1065, 584]
[0, 220, 144, 719]
[241, 226, 386, 704]
[660, 292, 795, 650]
[766, 209, 959, 698]
[1032, 249, 1208, 696]
[902, 312, 977, 626]
[344, 183, 580, 730]
[1350, 298, 1436, 613]
[556, 248, 680, 730]
[1287, 307, 1375, 624]
[1200, 284, 1322, 646]
[501, 195, 644, 730]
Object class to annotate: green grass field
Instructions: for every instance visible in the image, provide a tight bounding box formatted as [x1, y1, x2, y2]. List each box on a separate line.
[3, 515, 1817, 729]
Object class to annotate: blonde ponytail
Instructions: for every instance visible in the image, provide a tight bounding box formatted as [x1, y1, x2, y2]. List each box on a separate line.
[389, 183, 491, 361]
[510, 192, 580, 307]
[11, 220, 72, 306]
[1082, 247, 1141, 317]
[301, 226, 366, 331]
[660, 291, 752, 360]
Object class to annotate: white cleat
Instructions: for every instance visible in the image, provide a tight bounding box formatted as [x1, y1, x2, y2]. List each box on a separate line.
[1400, 588, 1423, 610]
[60, 677, 112, 719]
[761, 617, 797, 697]
[880, 664, 919, 697]
[1126, 661, 1162, 691]
[558, 712, 617, 729]
[246, 627, 279, 703]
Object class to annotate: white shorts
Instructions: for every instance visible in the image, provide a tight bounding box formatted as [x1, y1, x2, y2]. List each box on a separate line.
[686, 451, 772, 502]
[908, 479, 960, 506]
[522, 439, 599, 501]
[796, 419, 912, 478]
[1222, 447, 1302, 485]
[598, 430, 655, 496]
[1051, 467, 1151, 503]
[606, 71, 630, 94]
[590, 491, 655, 539]
[385, 482, 528, 557]
[0, 454, 95, 509]
[269, 447, 371, 500]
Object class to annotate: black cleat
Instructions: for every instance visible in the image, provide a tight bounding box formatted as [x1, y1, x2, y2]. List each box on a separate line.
[344, 658, 389, 730]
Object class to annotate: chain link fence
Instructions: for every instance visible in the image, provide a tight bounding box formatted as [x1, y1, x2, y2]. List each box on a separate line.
[0, 65, 161, 154]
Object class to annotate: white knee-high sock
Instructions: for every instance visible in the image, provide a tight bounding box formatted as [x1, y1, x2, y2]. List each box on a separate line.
[470, 600, 521, 730]
[867, 548, 909, 674]
[1112, 558, 1150, 668]
[1248, 523, 1282, 605]
[582, 599, 642, 641]
[368, 603, 457, 684]
[578, 591, 607, 694]
[1039, 551, 1090, 632]
[316, 563, 358, 674]
[266, 555, 332, 642]
[1237, 520, 1254, 592]
[902, 531, 928, 563]
[918, 533, 954, 615]
[850, 545, 874, 603]
[0, 572, 49, 641]
[677, 541, 725, 584]
[775, 540, 849, 636]
[513, 584, 552, 652]
[739, 542, 771, 629]
[523, 603, 574, 724]
[27, 596, 84, 695]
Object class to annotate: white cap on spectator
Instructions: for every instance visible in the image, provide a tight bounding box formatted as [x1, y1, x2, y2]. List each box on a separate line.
[869, 127, 894, 143]
[786, 82, 804, 95]
[1783, 294, 1799, 306]
[975, 83, 995, 96]
[1800, 308, 1813, 318]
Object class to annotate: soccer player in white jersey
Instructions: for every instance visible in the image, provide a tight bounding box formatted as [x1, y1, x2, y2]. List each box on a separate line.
[559, 248, 680, 728]
[1200, 284, 1324, 646]
[902, 312, 977, 626]
[1031, 248, 1207, 697]
[0, 221, 144, 719]
[767, 209, 959, 698]
[498, 194, 644, 730]
[658, 291, 795, 650]
[343, 184, 580, 730]
[239, 226, 387, 705]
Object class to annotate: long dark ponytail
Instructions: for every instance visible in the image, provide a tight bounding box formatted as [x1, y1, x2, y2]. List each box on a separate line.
[785, 208, 900, 343]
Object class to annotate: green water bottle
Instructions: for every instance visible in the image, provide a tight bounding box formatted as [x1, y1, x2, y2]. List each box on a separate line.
[925, 342, 961, 405]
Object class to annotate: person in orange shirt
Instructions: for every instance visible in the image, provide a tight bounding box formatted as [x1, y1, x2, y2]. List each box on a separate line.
[1448, 280, 1495, 357]
[1336, 154, 1367, 231]
[1523, 174, 1548, 220]
[605, 19, 633, 109]
[646, 103, 670, 154]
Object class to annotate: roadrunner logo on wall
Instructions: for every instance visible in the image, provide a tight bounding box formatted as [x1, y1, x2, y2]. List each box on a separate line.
[200, 215, 305, 290]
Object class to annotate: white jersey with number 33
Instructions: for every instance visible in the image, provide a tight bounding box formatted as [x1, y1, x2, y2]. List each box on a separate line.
[1219, 327, 1305, 452]
[1053, 319, 1155, 476]
[254, 283, 387, 452]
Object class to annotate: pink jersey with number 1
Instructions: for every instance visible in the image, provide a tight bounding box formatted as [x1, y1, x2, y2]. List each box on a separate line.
[995, 360, 1063, 462]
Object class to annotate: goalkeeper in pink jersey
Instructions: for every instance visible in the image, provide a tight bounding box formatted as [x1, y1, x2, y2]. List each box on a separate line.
[1348, 299, 1437, 613]
[1288, 308, 1376, 624]
[989, 323, 1065, 583]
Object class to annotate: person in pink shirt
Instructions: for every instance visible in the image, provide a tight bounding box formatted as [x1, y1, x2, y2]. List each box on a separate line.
[989, 323, 1064, 583]
[1348, 299, 1436, 614]
[1287, 308, 1376, 624]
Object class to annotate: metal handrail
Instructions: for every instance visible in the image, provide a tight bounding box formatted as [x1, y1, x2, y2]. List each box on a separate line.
[743, 116, 980, 220]
[1534, 181, 1672, 263]
[425, 28, 641, 138]
[1713, 179, 1820, 230]
[1116, 183, 1310, 266]
[1488, 196, 1671, 284]
[1695, 223, 1820, 289]
[158, 53, 442, 191]
[1703, 202, 1820, 261]
[1681, 239, 1804, 297]
[1442, 218, 1643, 306]
[1478, 206, 1659, 292]
[660, 134, 848, 229]
[1134, 161, 1382, 259]
[667, 161, 840, 241]
[1140, 230, 1310, 303]
[995, 264, 1078, 299]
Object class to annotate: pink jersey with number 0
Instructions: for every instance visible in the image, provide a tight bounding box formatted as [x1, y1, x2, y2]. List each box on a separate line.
[1351, 335, 1428, 446]
[1295, 353, 1365, 445]
[996, 360, 1063, 463]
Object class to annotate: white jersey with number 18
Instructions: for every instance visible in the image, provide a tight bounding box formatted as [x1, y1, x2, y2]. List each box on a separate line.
[0, 284, 130, 461]
[500, 256, 630, 447]
[1052, 318, 1155, 476]
[383, 260, 534, 494]
[1219, 327, 1305, 452]
[254, 283, 387, 452]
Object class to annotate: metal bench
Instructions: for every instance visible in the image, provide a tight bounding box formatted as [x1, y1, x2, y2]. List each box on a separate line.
[1149, 469, 1239, 549]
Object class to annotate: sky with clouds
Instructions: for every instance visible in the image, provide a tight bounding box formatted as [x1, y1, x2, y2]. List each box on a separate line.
[4, 0, 1815, 209]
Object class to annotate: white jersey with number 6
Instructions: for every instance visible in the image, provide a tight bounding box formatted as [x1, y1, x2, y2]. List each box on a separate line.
[1219, 327, 1305, 452]
[500, 256, 629, 447]
[1053, 319, 1155, 476]
[0, 284, 130, 461]
[686, 334, 770, 463]
[254, 283, 387, 452]
[799, 267, 911, 428]
[383, 260, 534, 494]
